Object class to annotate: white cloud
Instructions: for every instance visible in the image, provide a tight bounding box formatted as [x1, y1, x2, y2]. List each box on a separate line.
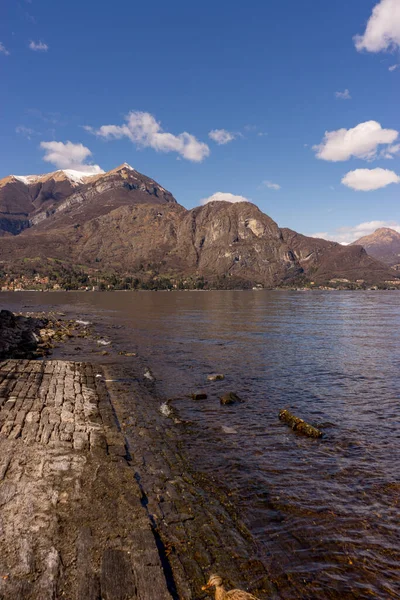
[354, 0, 400, 53]
[313, 120, 398, 161]
[389, 63, 399, 71]
[311, 221, 400, 245]
[200, 192, 250, 205]
[335, 89, 352, 100]
[0, 42, 10, 56]
[87, 111, 210, 162]
[40, 140, 103, 173]
[341, 168, 400, 191]
[262, 180, 281, 190]
[208, 129, 235, 145]
[29, 40, 48, 52]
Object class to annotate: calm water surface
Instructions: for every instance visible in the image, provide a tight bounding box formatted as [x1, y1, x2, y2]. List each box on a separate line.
[2, 290, 400, 598]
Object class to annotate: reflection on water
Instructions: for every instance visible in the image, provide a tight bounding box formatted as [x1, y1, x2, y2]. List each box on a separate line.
[2, 290, 400, 598]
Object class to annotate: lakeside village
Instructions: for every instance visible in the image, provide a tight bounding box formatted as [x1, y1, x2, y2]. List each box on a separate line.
[1, 264, 400, 292]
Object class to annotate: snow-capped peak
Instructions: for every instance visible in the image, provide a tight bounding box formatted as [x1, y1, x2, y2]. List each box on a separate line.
[60, 169, 103, 184]
[10, 169, 103, 187]
[12, 174, 40, 185]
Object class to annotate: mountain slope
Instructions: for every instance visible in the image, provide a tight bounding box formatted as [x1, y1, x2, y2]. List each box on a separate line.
[281, 229, 392, 282]
[0, 200, 396, 288]
[0, 163, 176, 236]
[0, 163, 397, 288]
[351, 227, 400, 267]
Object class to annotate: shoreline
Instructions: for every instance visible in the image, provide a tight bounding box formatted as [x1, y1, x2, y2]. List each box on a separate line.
[0, 310, 278, 599]
[2, 286, 400, 293]
[102, 360, 278, 599]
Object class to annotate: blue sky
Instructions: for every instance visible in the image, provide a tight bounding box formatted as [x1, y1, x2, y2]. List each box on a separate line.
[1, 0, 399, 242]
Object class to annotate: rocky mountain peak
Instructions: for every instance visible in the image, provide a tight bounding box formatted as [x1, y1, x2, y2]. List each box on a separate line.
[351, 227, 400, 267]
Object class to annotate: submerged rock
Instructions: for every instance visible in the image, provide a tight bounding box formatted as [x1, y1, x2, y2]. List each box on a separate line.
[191, 392, 208, 400]
[279, 409, 323, 438]
[207, 374, 225, 381]
[220, 392, 243, 405]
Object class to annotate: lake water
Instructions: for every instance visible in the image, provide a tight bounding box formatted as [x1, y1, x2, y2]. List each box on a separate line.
[2, 290, 400, 598]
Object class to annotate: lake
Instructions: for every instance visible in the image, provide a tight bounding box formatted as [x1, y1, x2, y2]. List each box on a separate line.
[2, 290, 400, 598]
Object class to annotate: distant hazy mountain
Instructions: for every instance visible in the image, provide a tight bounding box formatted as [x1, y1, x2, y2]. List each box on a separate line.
[351, 228, 400, 268]
[0, 164, 396, 287]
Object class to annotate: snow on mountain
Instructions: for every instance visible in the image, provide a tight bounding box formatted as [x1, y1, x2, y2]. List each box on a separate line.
[10, 169, 104, 187]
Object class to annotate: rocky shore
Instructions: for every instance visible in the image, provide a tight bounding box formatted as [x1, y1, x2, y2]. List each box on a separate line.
[0, 358, 173, 600]
[0, 310, 277, 599]
[0, 309, 45, 360]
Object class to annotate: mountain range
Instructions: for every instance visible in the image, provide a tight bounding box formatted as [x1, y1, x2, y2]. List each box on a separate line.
[351, 228, 400, 269]
[0, 163, 397, 289]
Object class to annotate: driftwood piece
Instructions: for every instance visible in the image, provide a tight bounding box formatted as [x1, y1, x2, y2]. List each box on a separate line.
[279, 409, 323, 438]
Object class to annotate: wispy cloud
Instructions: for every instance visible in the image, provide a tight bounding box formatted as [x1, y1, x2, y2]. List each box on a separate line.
[29, 40, 48, 52]
[311, 221, 400, 244]
[25, 12, 36, 23]
[313, 120, 398, 161]
[16, 125, 39, 139]
[86, 111, 210, 162]
[0, 42, 10, 56]
[354, 0, 400, 53]
[380, 143, 400, 159]
[26, 109, 63, 125]
[335, 89, 351, 100]
[40, 140, 103, 173]
[262, 180, 281, 190]
[389, 63, 399, 71]
[243, 124, 267, 137]
[208, 129, 236, 145]
[200, 192, 250, 205]
[342, 168, 400, 191]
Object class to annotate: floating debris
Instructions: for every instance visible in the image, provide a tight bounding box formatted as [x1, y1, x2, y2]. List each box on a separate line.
[221, 425, 238, 434]
[118, 351, 137, 357]
[202, 574, 260, 599]
[97, 339, 111, 346]
[76, 320, 91, 326]
[207, 374, 225, 381]
[144, 368, 154, 381]
[279, 409, 323, 438]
